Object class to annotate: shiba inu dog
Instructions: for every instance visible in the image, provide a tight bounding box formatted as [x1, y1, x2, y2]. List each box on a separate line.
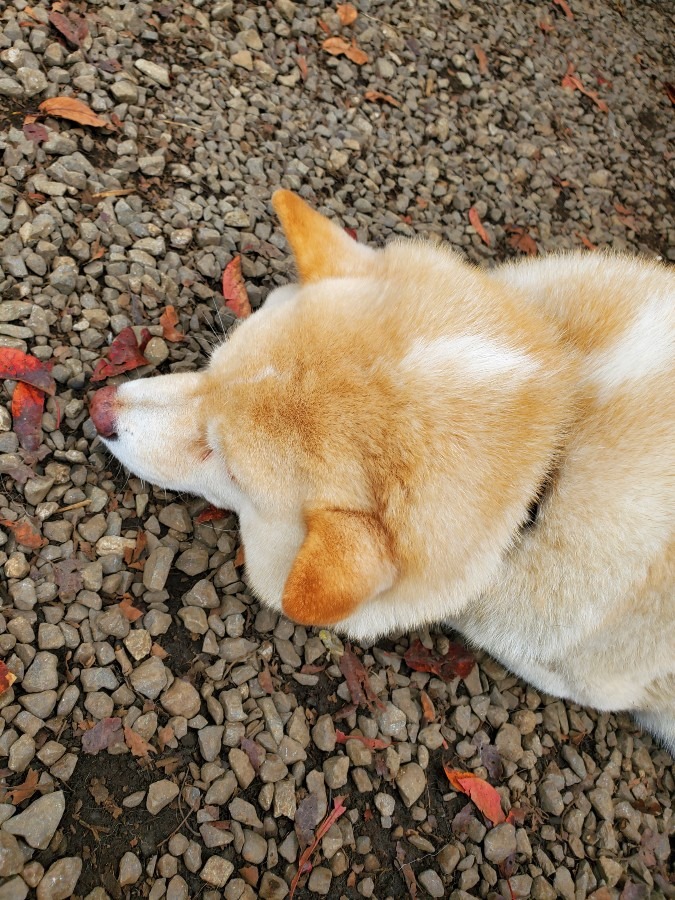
[90, 191, 675, 751]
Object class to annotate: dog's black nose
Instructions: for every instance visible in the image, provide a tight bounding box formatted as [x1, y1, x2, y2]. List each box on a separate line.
[89, 385, 118, 438]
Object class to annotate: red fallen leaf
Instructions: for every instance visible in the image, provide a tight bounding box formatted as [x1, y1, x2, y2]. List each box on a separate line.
[506, 225, 538, 256]
[364, 90, 401, 107]
[473, 45, 489, 75]
[124, 725, 156, 759]
[539, 20, 555, 33]
[317, 18, 331, 35]
[404, 638, 475, 681]
[297, 55, 308, 81]
[0, 517, 45, 550]
[159, 305, 185, 342]
[1, 768, 42, 805]
[444, 765, 506, 825]
[48, 10, 88, 47]
[561, 63, 608, 113]
[151, 643, 168, 659]
[23, 122, 49, 144]
[118, 595, 143, 622]
[335, 730, 390, 750]
[575, 231, 598, 251]
[339, 645, 382, 711]
[289, 796, 347, 899]
[0, 661, 17, 695]
[222, 256, 252, 319]
[195, 505, 227, 524]
[11, 383, 46, 453]
[396, 840, 418, 899]
[234, 545, 246, 568]
[468, 206, 490, 246]
[0, 347, 56, 395]
[240, 737, 264, 771]
[91, 326, 150, 381]
[337, 3, 358, 26]
[552, 0, 574, 19]
[344, 226, 358, 241]
[82, 717, 123, 754]
[665, 83, 675, 106]
[420, 690, 435, 722]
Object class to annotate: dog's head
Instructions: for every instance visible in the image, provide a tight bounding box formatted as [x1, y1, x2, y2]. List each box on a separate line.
[91, 192, 569, 638]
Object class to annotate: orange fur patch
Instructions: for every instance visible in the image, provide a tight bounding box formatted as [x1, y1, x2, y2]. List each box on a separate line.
[282, 508, 395, 625]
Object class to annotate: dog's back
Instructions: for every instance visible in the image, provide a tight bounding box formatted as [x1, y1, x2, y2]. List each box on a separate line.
[462, 255, 675, 749]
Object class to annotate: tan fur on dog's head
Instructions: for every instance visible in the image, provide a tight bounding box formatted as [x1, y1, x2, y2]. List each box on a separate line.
[188, 191, 576, 630]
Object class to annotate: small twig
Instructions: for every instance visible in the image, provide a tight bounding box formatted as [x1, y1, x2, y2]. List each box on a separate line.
[157, 118, 207, 132]
[56, 498, 92, 513]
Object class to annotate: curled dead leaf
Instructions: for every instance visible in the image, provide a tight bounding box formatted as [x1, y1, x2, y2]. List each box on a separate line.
[38, 96, 111, 129]
[222, 256, 252, 318]
[473, 45, 489, 75]
[364, 90, 401, 107]
[159, 305, 185, 342]
[322, 36, 368, 65]
[468, 206, 491, 246]
[0, 661, 17, 695]
[337, 3, 358, 26]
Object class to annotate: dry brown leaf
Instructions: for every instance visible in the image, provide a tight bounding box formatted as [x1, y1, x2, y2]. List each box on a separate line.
[553, 0, 574, 19]
[561, 63, 608, 112]
[48, 10, 88, 47]
[151, 643, 169, 659]
[159, 305, 185, 342]
[322, 36, 368, 65]
[468, 206, 490, 246]
[118, 595, 143, 622]
[322, 35, 351, 56]
[337, 3, 358, 26]
[575, 231, 598, 251]
[345, 42, 368, 65]
[420, 690, 436, 722]
[506, 225, 538, 256]
[38, 97, 111, 129]
[124, 725, 156, 759]
[158, 725, 175, 751]
[2, 769, 42, 805]
[364, 90, 401, 107]
[297, 55, 308, 81]
[0, 662, 17, 696]
[473, 45, 489, 75]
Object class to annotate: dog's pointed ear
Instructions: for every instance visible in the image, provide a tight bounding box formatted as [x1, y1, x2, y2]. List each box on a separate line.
[282, 508, 396, 627]
[272, 190, 375, 284]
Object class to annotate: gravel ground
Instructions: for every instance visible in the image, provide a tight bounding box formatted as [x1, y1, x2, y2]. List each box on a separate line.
[0, 0, 674, 898]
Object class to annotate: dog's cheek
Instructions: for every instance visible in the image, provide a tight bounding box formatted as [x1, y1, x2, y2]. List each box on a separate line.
[281, 509, 395, 627]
